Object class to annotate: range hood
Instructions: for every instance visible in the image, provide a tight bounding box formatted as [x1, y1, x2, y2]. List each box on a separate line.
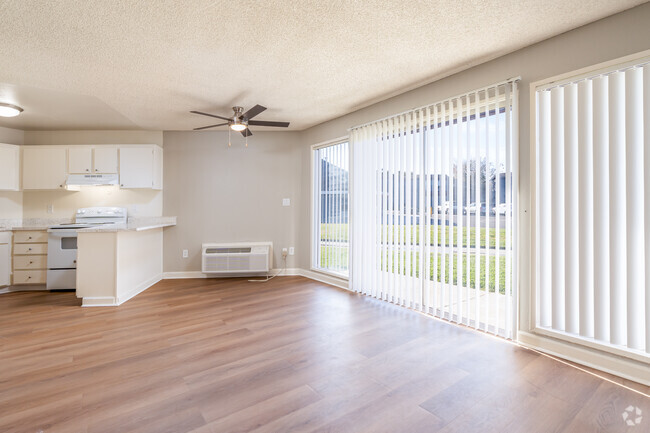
[66, 174, 119, 186]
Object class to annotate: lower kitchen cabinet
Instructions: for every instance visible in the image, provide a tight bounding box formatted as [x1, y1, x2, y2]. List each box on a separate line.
[13, 230, 48, 286]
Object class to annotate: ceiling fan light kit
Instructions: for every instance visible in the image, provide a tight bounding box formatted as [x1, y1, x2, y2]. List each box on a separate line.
[190, 104, 290, 146]
[230, 122, 247, 132]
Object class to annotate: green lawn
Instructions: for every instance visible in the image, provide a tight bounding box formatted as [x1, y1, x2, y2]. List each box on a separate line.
[319, 245, 349, 272]
[319, 247, 508, 294]
[320, 223, 507, 249]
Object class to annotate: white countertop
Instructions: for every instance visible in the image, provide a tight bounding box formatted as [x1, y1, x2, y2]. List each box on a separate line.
[0, 218, 71, 232]
[76, 217, 177, 233]
[0, 217, 176, 232]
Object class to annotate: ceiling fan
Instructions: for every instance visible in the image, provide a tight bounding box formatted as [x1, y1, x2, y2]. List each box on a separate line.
[190, 105, 290, 137]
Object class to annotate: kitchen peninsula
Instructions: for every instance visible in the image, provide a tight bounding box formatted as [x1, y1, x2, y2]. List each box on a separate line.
[76, 217, 176, 306]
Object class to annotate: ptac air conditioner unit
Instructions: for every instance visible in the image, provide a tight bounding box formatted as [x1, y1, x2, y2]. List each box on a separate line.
[201, 242, 272, 274]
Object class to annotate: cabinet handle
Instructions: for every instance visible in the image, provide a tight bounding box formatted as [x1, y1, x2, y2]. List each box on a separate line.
[121, 184, 124, 187]
[29, 261, 33, 264]
[59, 184, 63, 188]
[28, 236, 32, 240]
[27, 276, 31, 279]
[95, 168, 98, 171]
[28, 248, 32, 251]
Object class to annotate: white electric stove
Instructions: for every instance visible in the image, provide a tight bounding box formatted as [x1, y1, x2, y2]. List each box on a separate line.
[47, 207, 127, 290]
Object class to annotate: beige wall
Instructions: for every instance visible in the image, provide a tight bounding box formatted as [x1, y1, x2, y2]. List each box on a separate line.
[162, 131, 302, 273]
[0, 126, 24, 219]
[22, 130, 163, 219]
[297, 3, 650, 330]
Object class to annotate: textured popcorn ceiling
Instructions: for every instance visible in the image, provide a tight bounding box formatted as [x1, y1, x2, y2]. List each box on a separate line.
[0, 0, 644, 131]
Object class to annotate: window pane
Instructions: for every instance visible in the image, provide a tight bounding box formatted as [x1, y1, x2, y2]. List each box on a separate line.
[314, 142, 349, 275]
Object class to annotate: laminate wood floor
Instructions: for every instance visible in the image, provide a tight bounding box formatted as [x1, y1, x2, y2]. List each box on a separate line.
[0, 277, 648, 433]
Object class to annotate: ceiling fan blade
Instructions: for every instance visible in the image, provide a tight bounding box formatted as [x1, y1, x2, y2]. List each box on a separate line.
[242, 104, 266, 120]
[193, 122, 229, 130]
[247, 120, 290, 128]
[190, 111, 231, 121]
[240, 128, 253, 137]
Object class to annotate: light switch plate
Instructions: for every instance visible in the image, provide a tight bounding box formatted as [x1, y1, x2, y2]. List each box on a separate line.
[47, 204, 54, 214]
[282, 198, 291, 206]
[289, 247, 295, 255]
[182, 249, 188, 258]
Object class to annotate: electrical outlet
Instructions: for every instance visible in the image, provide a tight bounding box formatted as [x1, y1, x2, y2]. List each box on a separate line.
[47, 204, 54, 214]
[289, 247, 295, 255]
[182, 249, 188, 258]
[282, 198, 291, 207]
[281, 248, 288, 259]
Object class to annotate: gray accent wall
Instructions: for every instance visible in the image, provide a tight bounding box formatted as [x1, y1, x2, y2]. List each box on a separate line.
[162, 131, 304, 273]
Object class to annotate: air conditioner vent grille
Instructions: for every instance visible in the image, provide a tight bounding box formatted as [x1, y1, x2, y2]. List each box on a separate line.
[205, 247, 252, 254]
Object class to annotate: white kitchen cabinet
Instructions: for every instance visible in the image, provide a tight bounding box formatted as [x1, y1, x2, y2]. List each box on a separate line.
[69, 147, 118, 174]
[12, 229, 47, 286]
[93, 147, 118, 173]
[22, 147, 67, 190]
[68, 147, 93, 173]
[119, 146, 162, 190]
[0, 232, 10, 287]
[0, 144, 20, 191]
[152, 146, 163, 189]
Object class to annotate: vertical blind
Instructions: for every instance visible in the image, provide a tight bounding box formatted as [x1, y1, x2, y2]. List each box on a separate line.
[535, 59, 650, 356]
[351, 80, 518, 338]
[313, 142, 350, 276]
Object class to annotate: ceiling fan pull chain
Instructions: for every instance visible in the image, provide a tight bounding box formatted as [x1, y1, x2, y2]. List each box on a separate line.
[228, 127, 231, 147]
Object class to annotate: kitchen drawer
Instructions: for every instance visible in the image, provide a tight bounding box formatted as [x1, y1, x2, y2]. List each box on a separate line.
[14, 231, 48, 243]
[13, 243, 48, 255]
[13, 255, 47, 270]
[13, 270, 47, 285]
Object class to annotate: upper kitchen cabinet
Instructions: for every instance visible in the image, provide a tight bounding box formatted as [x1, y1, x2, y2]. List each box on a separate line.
[22, 146, 67, 190]
[0, 144, 20, 191]
[93, 147, 118, 173]
[119, 146, 163, 190]
[69, 147, 118, 174]
[68, 147, 93, 173]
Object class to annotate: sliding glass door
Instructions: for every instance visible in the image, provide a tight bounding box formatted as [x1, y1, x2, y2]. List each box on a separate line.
[350, 80, 518, 338]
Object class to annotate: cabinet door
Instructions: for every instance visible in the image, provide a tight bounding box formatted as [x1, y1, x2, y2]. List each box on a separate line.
[119, 147, 153, 188]
[93, 147, 118, 173]
[0, 144, 20, 191]
[152, 146, 163, 190]
[0, 243, 9, 287]
[68, 147, 93, 174]
[22, 147, 68, 190]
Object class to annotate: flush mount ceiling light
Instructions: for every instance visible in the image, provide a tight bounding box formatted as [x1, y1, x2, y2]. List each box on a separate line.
[0, 102, 23, 117]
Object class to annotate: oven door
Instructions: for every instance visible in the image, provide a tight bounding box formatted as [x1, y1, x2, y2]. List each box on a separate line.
[47, 230, 78, 269]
